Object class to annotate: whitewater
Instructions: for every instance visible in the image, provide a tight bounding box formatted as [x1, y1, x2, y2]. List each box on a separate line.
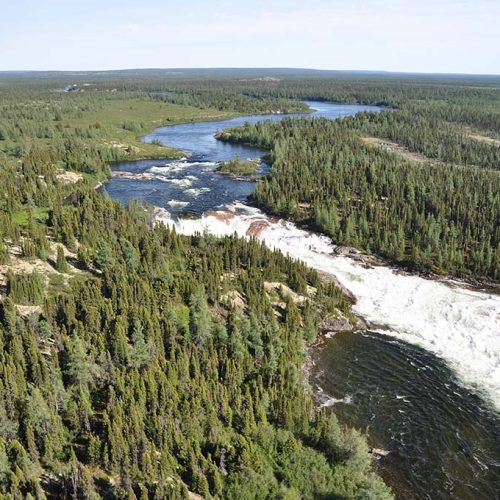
[156, 203, 500, 411]
[105, 99, 500, 495]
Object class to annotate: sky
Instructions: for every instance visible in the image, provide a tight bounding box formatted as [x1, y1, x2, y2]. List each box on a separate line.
[1, 0, 499, 74]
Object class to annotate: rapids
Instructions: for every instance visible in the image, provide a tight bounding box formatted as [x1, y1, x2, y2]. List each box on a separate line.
[105, 100, 500, 497]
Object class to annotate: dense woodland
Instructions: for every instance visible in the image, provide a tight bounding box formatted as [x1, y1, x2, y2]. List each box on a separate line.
[216, 78, 500, 282]
[219, 117, 499, 281]
[0, 75, 398, 498]
[0, 70, 499, 497]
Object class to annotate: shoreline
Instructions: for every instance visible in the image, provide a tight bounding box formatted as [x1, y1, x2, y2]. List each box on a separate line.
[211, 130, 498, 293]
[100, 94, 500, 500]
[136, 102, 310, 144]
[150, 204, 500, 409]
[152, 201, 500, 297]
[111, 112, 499, 499]
[134, 106, 500, 410]
[251, 205, 500, 295]
[127, 108, 500, 296]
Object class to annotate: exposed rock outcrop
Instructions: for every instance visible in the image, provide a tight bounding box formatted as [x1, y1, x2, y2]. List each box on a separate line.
[319, 314, 367, 334]
[334, 245, 383, 268]
[370, 448, 390, 460]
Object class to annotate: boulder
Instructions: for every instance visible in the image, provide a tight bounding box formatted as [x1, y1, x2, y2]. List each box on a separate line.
[319, 314, 367, 333]
[370, 448, 390, 459]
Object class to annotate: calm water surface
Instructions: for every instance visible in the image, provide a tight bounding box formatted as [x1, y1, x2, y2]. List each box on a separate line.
[105, 101, 379, 215]
[310, 332, 500, 499]
[105, 101, 500, 499]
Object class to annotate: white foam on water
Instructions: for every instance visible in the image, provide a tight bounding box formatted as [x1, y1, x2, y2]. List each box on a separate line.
[155, 204, 500, 411]
[149, 161, 216, 177]
[185, 187, 211, 197]
[111, 171, 171, 182]
[320, 397, 351, 408]
[149, 165, 184, 176]
[167, 178, 194, 188]
[316, 386, 353, 407]
[167, 200, 189, 208]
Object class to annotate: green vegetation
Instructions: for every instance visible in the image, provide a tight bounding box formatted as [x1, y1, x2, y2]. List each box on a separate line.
[218, 78, 500, 283]
[0, 91, 240, 171]
[12, 208, 50, 228]
[55, 245, 69, 274]
[6, 270, 45, 305]
[216, 156, 260, 176]
[0, 74, 394, 498]
[1, 69, 499, 497]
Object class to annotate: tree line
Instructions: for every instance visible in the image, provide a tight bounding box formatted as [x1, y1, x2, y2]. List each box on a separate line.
[219, 117, 499, 282]
[0, 76, 393, 498]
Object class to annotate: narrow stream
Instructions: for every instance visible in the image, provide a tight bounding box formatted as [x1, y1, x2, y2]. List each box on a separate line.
[104, 101, 500, 499]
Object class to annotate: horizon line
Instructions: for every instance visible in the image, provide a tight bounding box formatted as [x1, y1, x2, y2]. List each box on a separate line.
[1, 67, 499, 78]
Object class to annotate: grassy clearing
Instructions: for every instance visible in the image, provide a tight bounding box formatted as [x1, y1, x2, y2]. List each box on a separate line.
[12, 207, 50, 227]
[62, 96, 238, 159]
[0, 94, 240, 167]
[360, 136, 449, 165]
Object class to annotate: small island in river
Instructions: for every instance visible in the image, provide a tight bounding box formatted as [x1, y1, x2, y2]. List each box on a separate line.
[216, 156, 261, 178]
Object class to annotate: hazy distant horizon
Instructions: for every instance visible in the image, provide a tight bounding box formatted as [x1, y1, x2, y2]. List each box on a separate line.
[1, 67, 499, 78]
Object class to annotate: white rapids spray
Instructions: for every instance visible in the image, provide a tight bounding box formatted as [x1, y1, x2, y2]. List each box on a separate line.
[149, 161, 217, 176]
[155, 203, 500, 411]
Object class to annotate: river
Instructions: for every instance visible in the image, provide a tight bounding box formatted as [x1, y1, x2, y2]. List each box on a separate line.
[104, 101, 500, 499]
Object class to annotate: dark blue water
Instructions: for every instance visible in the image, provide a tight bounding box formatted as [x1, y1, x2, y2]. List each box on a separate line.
[141, 100, 379, 161]
[105, 101, 379, 215]
[104, 100, 500, 499]
[311, 332, 500, 499]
